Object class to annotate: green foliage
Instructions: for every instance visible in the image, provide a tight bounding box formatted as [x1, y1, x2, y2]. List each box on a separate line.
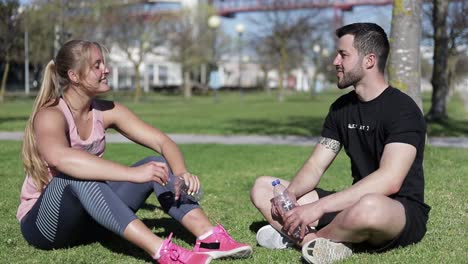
[0, 141, 466, 263]
[0, 90, 467, 136]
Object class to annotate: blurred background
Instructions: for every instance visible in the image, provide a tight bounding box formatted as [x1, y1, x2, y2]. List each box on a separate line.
[0, 0, 467, 114]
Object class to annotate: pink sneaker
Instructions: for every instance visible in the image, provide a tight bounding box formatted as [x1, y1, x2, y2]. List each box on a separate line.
[193, 224, 252, 259]
[158, 233, 212, 264]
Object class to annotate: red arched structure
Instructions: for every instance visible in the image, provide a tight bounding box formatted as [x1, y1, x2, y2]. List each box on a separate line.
[213, 0, 394, 17]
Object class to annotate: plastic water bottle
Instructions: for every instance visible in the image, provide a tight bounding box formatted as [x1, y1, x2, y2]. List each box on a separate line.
[174, 176, 204, 202]
[272, 179, 306, 239]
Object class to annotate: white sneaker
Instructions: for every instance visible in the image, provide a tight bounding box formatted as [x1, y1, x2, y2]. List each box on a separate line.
[302, 238, 352, 264]
[256, 225, 295, 249]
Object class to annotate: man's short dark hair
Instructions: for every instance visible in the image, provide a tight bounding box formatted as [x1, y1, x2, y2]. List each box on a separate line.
[336, 23, 390, 73]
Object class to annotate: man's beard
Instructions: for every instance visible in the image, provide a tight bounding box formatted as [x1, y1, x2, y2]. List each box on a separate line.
[337, 64, 364, 89]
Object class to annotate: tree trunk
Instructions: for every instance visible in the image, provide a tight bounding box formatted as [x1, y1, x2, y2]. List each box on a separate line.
[277, 62, 285, 102]
[0, 61, 10, 103]
[261, 67, 270, 95]
[310, 60, 318, 98]
[446, 55, 458, 99]
[133, 63, 142, 103]
[277, 46, 288, 102]
[426, 0, 449, 121]
[387, 0, 423, 112]
[184, 71, 192, 99]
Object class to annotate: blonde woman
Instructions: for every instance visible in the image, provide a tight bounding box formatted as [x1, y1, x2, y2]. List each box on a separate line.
[18, 40, 252, 264]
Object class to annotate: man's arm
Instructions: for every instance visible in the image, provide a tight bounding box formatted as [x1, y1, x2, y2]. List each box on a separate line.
[282, 142, 416, 237]
[287, 137, 341, 199]
[318, 142, 416, 213]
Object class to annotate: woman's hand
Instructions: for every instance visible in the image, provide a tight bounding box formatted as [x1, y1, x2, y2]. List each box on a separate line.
[174, 172, 201, 200]
[131, 161, 169, 185]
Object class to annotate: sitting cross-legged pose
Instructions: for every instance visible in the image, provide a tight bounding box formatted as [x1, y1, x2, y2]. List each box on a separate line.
[251, 23, 430, 264]
[18, 39, 252, 264]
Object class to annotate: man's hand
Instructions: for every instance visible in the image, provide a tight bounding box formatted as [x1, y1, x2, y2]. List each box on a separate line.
[270, 196, 284, 221]
[282, 202, 324, 239]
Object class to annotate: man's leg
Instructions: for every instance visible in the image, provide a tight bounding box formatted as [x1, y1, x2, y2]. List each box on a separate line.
[317, 193, 406, 245]
[302, 193, 406, 263]
[250, 176, 320, 247]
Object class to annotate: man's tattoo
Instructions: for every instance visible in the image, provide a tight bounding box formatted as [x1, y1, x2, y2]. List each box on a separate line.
[319, 137, 341, 154]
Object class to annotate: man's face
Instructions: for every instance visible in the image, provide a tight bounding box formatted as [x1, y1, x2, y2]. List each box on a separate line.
[332, 34, 364, 89]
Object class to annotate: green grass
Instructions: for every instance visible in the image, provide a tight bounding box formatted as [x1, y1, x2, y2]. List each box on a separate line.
[0, 90, 467, 137]
[0, 141, 466, 263]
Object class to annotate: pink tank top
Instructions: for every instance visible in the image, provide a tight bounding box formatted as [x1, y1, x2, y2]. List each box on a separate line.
[16, 98, 106, 221]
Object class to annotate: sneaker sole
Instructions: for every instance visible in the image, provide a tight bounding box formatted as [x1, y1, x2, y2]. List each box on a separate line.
[195, 245, 253, 259]
[302, 238, 352, 264]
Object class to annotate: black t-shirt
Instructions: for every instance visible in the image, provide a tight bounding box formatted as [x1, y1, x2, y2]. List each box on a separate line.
[321, 86, 429, 209]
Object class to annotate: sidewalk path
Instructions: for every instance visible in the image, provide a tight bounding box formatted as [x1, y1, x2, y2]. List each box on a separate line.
[1, 132, 468, 148]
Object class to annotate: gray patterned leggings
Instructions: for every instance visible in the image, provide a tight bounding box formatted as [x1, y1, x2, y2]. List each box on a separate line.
[20, 156, 199, 249]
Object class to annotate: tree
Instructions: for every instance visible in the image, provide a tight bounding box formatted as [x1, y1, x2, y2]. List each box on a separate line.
[250, 37, 276, 95]
[426, 0, 449, 121]
[388, 0, 423, 111]
[0, 0, 21, 102]
[23, 1, 59, 90]
[248, 2, 325, 102]
[163, 4, 229, 99]
[99, 3, 165, 102]
[425, 0, 467, 121]
[24, 0, 95, 91]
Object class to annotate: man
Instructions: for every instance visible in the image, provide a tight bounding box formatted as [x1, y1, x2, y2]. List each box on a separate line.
[250, 23, 430, 264]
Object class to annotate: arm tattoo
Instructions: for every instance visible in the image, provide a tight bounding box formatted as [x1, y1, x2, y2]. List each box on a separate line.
[319, 137, 342, 154]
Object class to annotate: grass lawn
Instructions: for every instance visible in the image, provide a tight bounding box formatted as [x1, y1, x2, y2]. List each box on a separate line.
[0, 90, 467, 137]
[0, 141, 466, 263]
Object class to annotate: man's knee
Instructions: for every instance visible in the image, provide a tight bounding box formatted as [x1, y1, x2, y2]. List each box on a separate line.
[344, 194, 391, 230]
[250, 176, 276, 208]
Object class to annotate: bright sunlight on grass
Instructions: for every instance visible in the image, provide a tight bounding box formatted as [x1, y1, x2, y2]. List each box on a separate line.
[1, 141, 466, 263]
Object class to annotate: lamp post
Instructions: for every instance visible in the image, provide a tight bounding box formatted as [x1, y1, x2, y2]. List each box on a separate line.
[208, 15, 221, 102]
[235, 23, 245, 101]
[311, 44, 321, 95]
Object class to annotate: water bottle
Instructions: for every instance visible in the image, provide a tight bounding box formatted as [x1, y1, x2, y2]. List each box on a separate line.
[272, 179, 307, 239]
[174, 176, 204, 202]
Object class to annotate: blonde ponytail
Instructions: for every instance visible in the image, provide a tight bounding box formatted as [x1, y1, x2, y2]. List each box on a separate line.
[21, 60, 61, 191]
[21, 40, 100, 191]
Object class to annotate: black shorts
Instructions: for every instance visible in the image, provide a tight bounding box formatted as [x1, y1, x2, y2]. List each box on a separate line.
[315, 188, 430, 253]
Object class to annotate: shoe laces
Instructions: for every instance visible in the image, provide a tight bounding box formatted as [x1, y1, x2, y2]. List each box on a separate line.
[212, 225, 236, 244]
[161, 233, 188, 263]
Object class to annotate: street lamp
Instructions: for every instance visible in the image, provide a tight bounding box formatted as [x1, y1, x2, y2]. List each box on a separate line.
[208, 15, 221, 102]
[235, 23, 245, 101]
[208, 15, 221, 70]
[208, 15, 221, 30]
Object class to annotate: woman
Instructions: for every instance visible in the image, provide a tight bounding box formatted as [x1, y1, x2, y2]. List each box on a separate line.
[18, 40, 252, 263]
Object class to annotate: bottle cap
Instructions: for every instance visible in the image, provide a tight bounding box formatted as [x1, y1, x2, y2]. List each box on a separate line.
[271, 179, 280, 186]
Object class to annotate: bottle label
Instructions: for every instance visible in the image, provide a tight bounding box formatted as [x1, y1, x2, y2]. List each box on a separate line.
[281, 198, 295, 211]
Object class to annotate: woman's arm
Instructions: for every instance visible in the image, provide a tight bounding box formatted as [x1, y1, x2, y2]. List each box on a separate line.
[104, 101, 189, 176]
[34, 107, 168, 184]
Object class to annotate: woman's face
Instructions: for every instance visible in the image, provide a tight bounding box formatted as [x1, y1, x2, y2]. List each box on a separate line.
[83, 44, 110, 94]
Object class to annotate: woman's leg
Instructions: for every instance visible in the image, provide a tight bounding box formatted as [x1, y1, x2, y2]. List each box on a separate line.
[107, 156, 252, 259]
[106, 156, 214, 236]
[21, 178, 99, 249]
[21, 174, 163, 256]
